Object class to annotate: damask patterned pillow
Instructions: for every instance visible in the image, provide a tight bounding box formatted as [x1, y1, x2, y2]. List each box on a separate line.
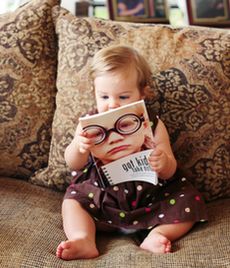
[0, 0, 60, 179]
[31, 6, 230, 201]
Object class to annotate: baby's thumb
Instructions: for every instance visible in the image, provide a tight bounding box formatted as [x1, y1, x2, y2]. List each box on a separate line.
[79, 147, 87, 154]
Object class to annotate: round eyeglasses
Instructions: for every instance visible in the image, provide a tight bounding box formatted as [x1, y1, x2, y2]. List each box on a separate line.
[83, 113, 145, 145]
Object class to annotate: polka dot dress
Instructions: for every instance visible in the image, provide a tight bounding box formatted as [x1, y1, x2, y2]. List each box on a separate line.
[65, 110, 207, 231]
[64, 162, 208, 231]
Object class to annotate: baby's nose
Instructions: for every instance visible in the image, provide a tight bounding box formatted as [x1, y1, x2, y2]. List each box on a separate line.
[109, 100, 120, 109]
[107, 130, 124, 142]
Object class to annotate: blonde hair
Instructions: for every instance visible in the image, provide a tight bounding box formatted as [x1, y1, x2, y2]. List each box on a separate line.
[90, 45, 152, 96]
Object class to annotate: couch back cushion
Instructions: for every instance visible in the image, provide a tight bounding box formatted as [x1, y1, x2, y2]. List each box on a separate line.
[31, 6, 230, 201]
[0, 0, 59, 179]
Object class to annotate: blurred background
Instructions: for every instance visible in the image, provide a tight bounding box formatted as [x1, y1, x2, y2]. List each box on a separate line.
[0, 0, 188, 27]
[1, 1, 229, 28]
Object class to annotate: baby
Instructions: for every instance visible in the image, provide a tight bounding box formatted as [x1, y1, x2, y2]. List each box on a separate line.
[56, 45, 207, 260]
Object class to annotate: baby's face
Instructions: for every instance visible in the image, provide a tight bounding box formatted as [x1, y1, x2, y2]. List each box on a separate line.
[94, 68, 143, 113]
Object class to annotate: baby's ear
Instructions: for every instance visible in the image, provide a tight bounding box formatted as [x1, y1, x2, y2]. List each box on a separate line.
[141, 93, 145, 100]
[141, 86, 147, 99]
[142, 85, 155, 99]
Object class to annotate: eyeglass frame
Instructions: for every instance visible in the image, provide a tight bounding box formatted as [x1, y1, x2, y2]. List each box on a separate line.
[82, 113, 145, 145]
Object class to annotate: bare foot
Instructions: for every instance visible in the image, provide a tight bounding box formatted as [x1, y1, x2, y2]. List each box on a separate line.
[140, 231, 171, 254]
[56, 238, 99, 260]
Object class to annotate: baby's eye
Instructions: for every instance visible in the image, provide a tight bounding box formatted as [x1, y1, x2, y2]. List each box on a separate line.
[119, 95, 129, 100]
[101, 95, 109, 99]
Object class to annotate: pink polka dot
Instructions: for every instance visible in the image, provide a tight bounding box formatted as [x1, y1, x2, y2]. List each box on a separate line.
[195, 195, 201, 201]
[131, 200, 137, 207]
[173, 219, 180, 224]
[145, 207, 151, 213]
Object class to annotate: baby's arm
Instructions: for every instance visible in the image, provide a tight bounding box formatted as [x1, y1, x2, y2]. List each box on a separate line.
[148, 119, 177, 179]
[64, 123, 94, 171]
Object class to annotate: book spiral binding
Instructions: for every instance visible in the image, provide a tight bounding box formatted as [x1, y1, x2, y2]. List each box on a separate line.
[101, 167, 113, 185]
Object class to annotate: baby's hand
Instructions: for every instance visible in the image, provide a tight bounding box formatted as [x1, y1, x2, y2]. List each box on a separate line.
[74, 125, 94, 154]
[148, 148, 169, 174]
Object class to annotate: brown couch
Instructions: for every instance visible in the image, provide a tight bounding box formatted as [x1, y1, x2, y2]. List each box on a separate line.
[0, 0, 229, 267]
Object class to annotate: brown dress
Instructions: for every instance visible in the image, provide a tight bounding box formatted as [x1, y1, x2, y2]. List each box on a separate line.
[64, 117, 208, 233]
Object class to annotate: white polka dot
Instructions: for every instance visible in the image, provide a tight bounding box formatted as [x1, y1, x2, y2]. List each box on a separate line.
[94, 181, 98, 186]
[164, 192, 170, 197]
[146, 194, 151, 198]
[88, 192, 94, 198]
[181, 177, 186, 182]
[148, 202, 153, 207]
[159, 183, 163, 187]
[113, 186, 119, 191]
[180, 193, 185, 197]
[89, 203, 95, 209]
[124, 189, 129, 194]
[185, 207, 191, 213]
[133, 220, 138, 225]
[137, 185, 143, 191]
[158, 213, 165, 219]
[108, 220, 112, 224]
[71, 171, 77, 176]
[71, 191, 76, 195]
[147, 226, 153, 230]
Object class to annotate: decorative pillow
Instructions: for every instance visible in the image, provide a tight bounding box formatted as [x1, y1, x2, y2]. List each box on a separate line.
[0, 0, 60, 179]
[31, 6, 230, 201]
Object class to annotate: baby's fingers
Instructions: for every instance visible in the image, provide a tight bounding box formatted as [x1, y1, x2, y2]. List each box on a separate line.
[150, 148, 163, 157]
[79, 147, 87, 154]
[148, 153, 161, 164]
[79, 142, 93, 154]
[148, 160, 162, 173]
[78, 135, 94, 153]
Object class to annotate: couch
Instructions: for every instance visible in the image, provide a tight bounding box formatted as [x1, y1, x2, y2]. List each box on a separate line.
[0, 0, 229, 267]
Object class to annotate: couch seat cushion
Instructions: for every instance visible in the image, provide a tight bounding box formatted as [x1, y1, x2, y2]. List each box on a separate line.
[0, 177, 229, 267]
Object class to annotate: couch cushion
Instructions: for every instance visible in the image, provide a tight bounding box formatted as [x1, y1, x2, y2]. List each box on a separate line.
[0, 0, 60, 179]
[31, 6, 230, 201]
[0, 177, 229, 267]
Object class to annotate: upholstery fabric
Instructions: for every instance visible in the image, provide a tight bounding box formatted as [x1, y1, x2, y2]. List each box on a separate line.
[0, 0, 59, 179]
[31, 6, 230, 201]
[0, 177, 229, 268]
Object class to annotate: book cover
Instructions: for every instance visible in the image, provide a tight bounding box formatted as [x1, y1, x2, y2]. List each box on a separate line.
[79, 100, 158, 187]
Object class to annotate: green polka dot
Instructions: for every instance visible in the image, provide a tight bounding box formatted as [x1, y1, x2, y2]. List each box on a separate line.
[88, 192, 94, 198]
[169, 199, 176, 205]
[149, 121, 154, 127]
[119, 212, 126, 218]
[83, 168, 88, 173]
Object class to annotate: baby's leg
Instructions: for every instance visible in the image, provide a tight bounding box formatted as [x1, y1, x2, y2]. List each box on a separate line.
[56, 199, 99, 260]
[140, 221, 194, 254]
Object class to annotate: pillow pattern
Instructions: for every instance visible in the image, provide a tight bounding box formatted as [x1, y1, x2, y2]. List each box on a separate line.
[0, 0, 59, 179]
[31, 6, 230, 201]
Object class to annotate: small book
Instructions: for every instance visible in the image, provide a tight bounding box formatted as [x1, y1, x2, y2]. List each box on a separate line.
[79, 100, 158, 187]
